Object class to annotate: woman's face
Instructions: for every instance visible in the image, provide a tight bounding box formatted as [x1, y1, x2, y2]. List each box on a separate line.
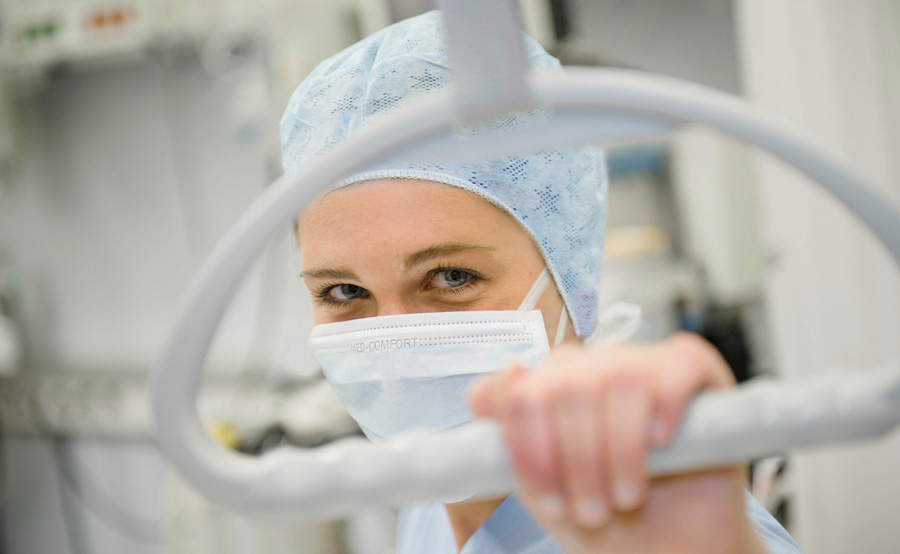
[297, 178, 572, 340]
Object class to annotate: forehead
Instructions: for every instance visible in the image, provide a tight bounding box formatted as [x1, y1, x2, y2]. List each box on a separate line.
[297, 179, 529, 260]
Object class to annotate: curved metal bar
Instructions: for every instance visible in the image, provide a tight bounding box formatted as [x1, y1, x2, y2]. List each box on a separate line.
[152, 69, 900, 517]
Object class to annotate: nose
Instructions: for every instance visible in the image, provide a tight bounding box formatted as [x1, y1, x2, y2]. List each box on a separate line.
[375, 296, 444, 317]
[375, 297, 419, 317]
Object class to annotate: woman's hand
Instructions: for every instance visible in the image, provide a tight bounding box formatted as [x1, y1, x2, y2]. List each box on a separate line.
[468, 332, 768, 554]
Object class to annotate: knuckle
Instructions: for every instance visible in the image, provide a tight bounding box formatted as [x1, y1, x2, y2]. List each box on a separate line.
[564, 456, 598, 484]
[555, 377, 587, 404]
[606, 352, 649, 383]
[668, 331, 707, 353]
[508, 381, 543, 414]
[595, 342, 632, 360]
[667, 332, 709, 366]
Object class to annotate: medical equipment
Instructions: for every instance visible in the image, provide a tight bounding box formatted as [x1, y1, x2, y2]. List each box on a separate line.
[152, 0, 900, 519]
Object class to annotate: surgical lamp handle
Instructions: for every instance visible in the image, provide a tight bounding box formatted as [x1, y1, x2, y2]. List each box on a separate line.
[152, 69, 900, 517]
[386, 364, 900, 509]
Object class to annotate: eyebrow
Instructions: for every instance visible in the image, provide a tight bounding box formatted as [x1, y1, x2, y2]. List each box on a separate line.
[299, 243, 494, 280]
[298, 267, 359, 280]
[404, 243, 494, 270]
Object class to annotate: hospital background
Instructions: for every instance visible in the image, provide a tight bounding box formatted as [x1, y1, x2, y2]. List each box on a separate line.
[0, 0, 898, 552]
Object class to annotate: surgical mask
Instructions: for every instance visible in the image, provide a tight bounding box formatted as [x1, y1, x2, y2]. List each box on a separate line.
[308, 269, 564, 440]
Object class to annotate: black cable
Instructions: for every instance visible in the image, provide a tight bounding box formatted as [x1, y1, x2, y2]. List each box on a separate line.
[549, 0, 572, 40]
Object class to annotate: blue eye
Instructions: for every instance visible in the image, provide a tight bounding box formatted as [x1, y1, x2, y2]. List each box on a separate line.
[329, 284, 366, 301]
[432, 268, 471, 288]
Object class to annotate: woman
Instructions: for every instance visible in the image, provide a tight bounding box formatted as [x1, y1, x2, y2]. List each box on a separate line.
[281, 11, 802, 554]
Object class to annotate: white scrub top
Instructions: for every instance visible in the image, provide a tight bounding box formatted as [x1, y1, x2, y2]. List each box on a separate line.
[397, 492, 803, 553]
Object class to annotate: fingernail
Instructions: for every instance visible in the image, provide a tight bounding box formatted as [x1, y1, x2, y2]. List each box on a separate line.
[614, 480, 639, 510]
[576, 496, 610, 527]
[538, 493, 567, 520]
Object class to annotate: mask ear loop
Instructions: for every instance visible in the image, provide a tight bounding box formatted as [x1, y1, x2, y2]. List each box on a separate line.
[517, 268, 568, 346]
[517, 268, 552, 311]
[554, 305, 568, 346]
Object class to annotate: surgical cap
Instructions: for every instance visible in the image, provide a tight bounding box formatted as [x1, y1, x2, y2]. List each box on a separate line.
[280, 10, 607, 338]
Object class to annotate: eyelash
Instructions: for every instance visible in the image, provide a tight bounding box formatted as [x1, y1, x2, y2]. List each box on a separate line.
[312, 282, 349, 307]
[428, 265, 482, 294]
[312, 266, 484, 308]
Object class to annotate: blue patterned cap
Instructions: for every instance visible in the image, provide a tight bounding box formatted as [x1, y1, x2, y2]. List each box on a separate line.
[280, 10, 607, 337]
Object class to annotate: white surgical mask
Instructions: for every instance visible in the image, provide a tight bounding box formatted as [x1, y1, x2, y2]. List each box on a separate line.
[308, 269, 563, 440]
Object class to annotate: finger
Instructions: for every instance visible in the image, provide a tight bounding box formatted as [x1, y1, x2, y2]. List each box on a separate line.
[606, 363, 652, 512]
[472, 343, 584, 418]
[468, 364, 527, 417]
[554, 369, 612, 527]
[504, 377, 566, 521]
[651, 333, 736, 447]
[467, 376, 496, 417]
